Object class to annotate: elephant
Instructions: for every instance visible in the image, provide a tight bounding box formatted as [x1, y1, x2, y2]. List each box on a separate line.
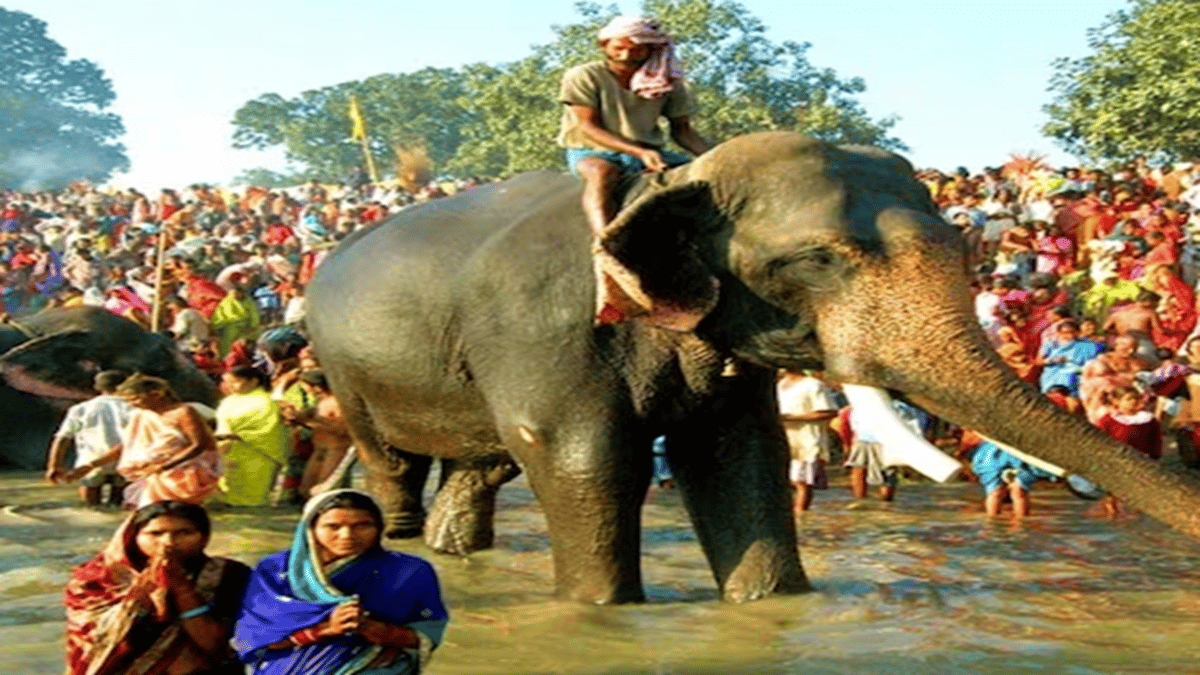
[306, 131, 1200, 604]
[0, 306, 220, 469]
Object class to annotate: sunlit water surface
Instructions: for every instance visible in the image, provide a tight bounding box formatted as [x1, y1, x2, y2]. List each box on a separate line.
[2, 468, 1199, 675]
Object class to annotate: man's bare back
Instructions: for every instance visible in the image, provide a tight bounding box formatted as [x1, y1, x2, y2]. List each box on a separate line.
[1104, 303, 1156, 339]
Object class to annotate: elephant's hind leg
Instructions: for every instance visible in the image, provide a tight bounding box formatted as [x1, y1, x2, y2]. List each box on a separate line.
[425, 457, 521, 555]
[340, 395, 432, 538]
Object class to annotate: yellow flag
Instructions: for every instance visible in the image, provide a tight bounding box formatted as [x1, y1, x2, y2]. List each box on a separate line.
[348, 95, 367, 142]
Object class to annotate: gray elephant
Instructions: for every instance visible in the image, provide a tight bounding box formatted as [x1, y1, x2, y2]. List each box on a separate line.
[306, 132, 1200, 604]
[0, 306, 220, 469]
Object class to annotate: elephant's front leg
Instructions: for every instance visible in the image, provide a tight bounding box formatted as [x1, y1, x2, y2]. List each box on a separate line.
[505, 417, 653, 604]
[666, 368, 810, 601]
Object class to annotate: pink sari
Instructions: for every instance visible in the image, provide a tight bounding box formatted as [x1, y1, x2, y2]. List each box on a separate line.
[118, 409, 221, 508]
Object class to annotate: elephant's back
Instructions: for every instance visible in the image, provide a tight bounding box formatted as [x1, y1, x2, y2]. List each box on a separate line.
[306, 170, 587, 388]
[310, 171, 579, 303]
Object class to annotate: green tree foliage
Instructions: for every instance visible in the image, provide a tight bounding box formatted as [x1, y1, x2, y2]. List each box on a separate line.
[230, 167, 308, 188]
[452, 0, 905, 177]
[0, 8, 129, 190]
[231, 69, 473, 181]
[1043, 0, 1200, 162]
[232, 0, 902, 180]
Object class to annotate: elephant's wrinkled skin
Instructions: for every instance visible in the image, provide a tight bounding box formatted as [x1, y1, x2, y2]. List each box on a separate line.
[307, 132, 1200, 604]
[0, 307, 220, 468]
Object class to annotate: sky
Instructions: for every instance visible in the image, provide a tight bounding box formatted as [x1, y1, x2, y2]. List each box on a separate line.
[13, 0, 1133, 190]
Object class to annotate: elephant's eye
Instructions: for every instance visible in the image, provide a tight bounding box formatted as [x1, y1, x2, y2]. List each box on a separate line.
[769, 247, 838, 276]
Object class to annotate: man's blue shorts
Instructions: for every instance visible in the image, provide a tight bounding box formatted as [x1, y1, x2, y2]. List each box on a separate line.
[971, 441, 1055, 495]
[565, 148, 693, 177]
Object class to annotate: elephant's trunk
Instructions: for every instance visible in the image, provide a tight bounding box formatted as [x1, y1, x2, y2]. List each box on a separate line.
[816, 235, 1200, 538]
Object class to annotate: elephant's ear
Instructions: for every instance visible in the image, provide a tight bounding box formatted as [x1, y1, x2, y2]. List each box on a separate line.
[598, 181, 722, 331]
[0, 330, 103, 400]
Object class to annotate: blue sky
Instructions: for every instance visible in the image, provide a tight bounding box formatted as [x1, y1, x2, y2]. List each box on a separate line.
[14, 0, 1131, 189]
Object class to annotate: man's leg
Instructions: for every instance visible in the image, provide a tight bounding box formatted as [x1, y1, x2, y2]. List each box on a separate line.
[1009, 483, 1030, 517]
[984, 487, 1004, 516]
[575, 156, 623, 236]
[849, 466, 867, 498]
[79, 486, 101, 506]
[792, 482, 812, 512]
[878, 468, 898, 502]
[107, 475, 127, 507]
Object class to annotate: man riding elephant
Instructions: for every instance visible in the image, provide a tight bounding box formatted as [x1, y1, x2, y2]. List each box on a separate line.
[558, 15, 711, 327]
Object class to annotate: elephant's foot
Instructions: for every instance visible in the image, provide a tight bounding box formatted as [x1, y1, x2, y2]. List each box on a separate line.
[719, 541, 812, 602]
[557, 577, 646, 605]
[384, 509, 426, 539]
[425, 496, 493, 554]
[361, 449, 433, 539]
[424, 460, 519, 555]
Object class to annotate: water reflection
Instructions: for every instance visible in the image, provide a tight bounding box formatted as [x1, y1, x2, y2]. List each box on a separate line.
[2, 471, 1199, 675]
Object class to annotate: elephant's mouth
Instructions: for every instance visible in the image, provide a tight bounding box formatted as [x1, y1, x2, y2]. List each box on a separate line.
[736, 327, 824, 372]
[0, 363, 92, 403]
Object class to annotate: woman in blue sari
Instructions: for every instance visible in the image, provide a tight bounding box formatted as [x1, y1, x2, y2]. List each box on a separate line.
[1037, 319, 1105, 396]
[234, 489, 449, 674]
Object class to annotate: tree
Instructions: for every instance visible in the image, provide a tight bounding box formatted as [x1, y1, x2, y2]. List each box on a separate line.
[230, 167, 309, 188]
[231, 68, 474, 182]
[0, 8, 128, 190]
[231, 0, 902, 180]
[1043, 0, 1200, 163]
[451, 0, 904, 177]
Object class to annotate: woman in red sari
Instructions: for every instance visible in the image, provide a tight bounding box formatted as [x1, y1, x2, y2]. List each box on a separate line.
[994, 303, 1041, 386]
[1142, 263, 1197, 352]
[64, 501, 249, 675]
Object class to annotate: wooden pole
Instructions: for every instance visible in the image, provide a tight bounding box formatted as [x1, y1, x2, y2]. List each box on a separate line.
[149, 223, 169, 331]
[361, 135, 380, 185]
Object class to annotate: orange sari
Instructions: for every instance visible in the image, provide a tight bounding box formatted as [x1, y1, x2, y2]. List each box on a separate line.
[118, 409, 221, 509]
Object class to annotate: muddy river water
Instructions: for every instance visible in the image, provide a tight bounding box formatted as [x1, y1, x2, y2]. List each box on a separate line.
[3, 467, 1199, 675]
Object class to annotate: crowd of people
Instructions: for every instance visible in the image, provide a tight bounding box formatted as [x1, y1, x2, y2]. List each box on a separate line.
[778, 156, 1200, 518]
[0, 176, 471, 674]
[2, 176, 479, 510]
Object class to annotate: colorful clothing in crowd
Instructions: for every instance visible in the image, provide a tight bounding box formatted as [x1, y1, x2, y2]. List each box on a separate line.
[1038, 338, 1105, 396]
[210, 293, 261, 355]
[215, 387, 290, 506]
[117, 408, 222, 509]
[63, 510, 249, 675]
[233, 490, 449, 674]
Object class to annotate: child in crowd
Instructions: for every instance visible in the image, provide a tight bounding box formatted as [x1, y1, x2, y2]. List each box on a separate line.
[1094, 385, 1161, 516]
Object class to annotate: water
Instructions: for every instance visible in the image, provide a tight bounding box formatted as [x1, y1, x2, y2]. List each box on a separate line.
[3, 469, 1200, 675]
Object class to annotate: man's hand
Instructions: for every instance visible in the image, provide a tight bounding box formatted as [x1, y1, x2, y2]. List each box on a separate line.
[45, 467, 63, 484]
[61, 466, 91, 483]
[636, 148, 668, 173]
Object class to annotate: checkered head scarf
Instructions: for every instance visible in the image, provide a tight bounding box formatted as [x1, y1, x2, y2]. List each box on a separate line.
[597, 16, 682, 99]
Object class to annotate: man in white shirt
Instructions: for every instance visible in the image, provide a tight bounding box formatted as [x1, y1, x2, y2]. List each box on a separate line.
[777, 370, 838, 513]
[45, 370, 132, 506]
[167, 295, 211, 353]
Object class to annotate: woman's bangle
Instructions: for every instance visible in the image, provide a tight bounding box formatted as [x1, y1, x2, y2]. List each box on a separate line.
[179, 604, 211, 620]
[290, 626, 323, 646]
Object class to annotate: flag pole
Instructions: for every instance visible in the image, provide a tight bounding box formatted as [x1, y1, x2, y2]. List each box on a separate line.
[349, 95, 380, 184]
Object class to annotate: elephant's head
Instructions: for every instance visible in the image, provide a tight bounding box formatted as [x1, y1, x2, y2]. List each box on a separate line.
[600, 131, 1200, 537]
[0, 308, 220, 407]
